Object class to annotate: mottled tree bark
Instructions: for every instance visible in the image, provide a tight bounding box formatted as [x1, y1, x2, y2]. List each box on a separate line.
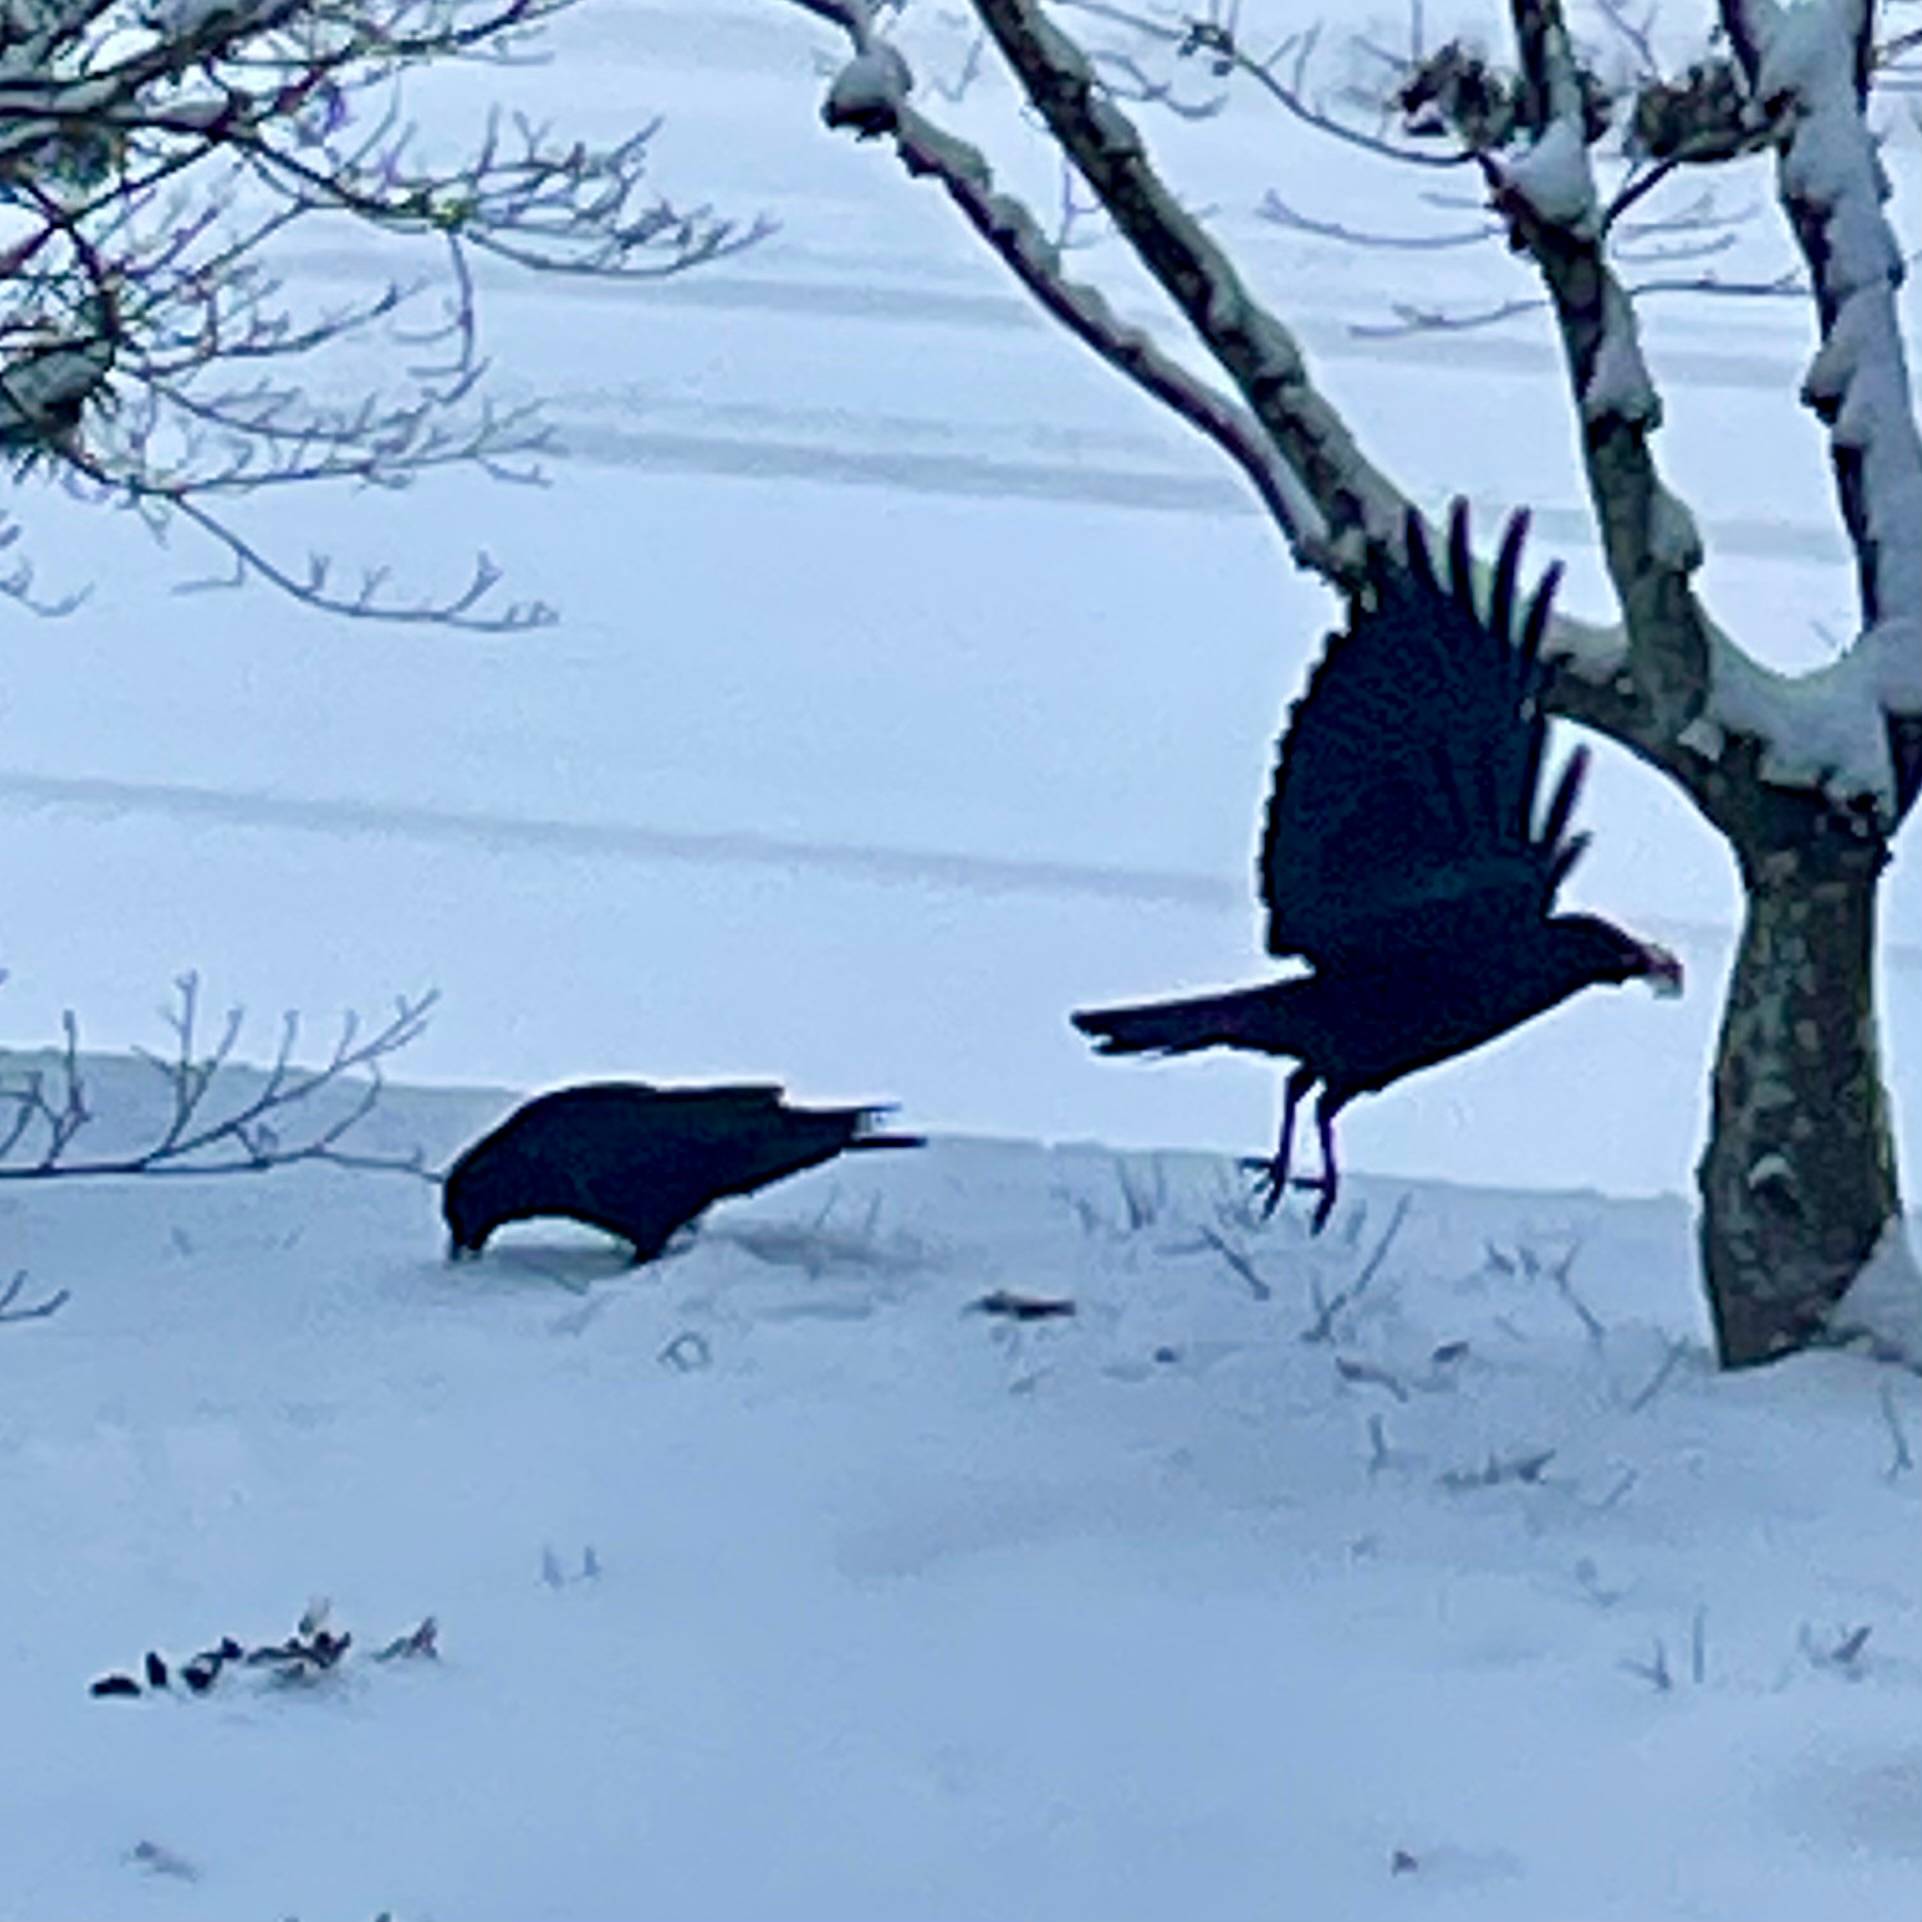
[1697, 838, 1899, 1366]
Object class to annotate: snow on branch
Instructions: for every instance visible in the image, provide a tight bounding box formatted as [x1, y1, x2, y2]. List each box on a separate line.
[964, 0, 1418, 578]
[0, 0, 764, 627]
[1723, 0, 1922, 816]
[0, 973, 437, 1180]
[805, 1, 1320, 567]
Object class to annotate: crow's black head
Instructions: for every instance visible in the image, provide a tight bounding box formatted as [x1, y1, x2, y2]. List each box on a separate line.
[441, 1158, 496, 1259]
[1550, 913, 1684, 996]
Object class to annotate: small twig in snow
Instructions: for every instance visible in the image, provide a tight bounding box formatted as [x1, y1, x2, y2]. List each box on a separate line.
[1113, 1151, 1167, 1231]
[1621, 1638, 1673, 1692]
[1300, 1193, 1410, 1342]
[972, 1288, 1077, 1321]
[1879, 1381, 1914, 1480]
[1624, 1337, 1691, 1412]
[1589, 1465, 1640, 1511]
[1799, 1622, 1873, 1677]
[1574, 1556, 1626, 1605]
[1545, 1242, 1606, 1346]
[1194, 1224, 1272, 1300]
[0, 1268, 70, 1322]
[1335, 1354, 1409, 1402]
[1437, 1446, 1556, 1490]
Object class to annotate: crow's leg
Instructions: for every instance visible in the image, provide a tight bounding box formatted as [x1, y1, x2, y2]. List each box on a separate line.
[1241, 1066, 1316, 1218]
[1291, 1089, 1347, 1234]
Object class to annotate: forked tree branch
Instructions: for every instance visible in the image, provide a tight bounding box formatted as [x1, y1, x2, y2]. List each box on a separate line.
[1720, 0, 1922, 814]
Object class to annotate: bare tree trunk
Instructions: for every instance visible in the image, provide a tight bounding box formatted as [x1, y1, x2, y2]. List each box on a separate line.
[1697, 839, 1899, 1366]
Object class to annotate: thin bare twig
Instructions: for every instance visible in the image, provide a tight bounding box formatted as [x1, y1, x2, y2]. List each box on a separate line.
[1256, 188, 1499, 251]
[1624, 1336, 1691, 1412]
[0, 978, 436, 1181]
[1300, 1193, 1411, 1342]
[1544, 1242, 1606, 1346]
[1059, 0, 1469, 169]
[0, 1269, 71, 1322]
[1194, 1223, 1272, 1301]
[1879, 1380, 1914, 1479]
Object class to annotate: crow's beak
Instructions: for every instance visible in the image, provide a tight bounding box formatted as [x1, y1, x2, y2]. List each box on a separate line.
[1641, 943, 1684, 997]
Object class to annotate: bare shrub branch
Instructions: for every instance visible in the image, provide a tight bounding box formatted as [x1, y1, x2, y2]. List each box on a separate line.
[1192, 1222, 1272, 1301]
[0, 973, 437, 1179]
[1300, 1193, 1411, 1343]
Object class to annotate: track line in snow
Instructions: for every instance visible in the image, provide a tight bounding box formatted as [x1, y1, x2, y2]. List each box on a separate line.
[0, 766, 1234, 909]
[10, 764, 1922, 975]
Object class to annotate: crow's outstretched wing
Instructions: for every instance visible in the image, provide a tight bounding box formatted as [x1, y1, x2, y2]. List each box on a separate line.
[1259, 502, 1587, 967]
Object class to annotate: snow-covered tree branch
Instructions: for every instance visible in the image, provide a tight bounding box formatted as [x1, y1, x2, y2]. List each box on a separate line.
[0, 0, 762, 626]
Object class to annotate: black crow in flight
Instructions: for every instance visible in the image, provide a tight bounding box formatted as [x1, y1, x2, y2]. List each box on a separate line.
[442, 1082, 922, 1264]
[1071, 502, 1682, 1232]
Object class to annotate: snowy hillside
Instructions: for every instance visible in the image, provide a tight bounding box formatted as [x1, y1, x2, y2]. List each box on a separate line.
[1, 1062, 1915, 1920]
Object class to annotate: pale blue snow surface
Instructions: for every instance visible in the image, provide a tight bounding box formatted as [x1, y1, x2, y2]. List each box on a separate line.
[0, 1058, 1914, 1921]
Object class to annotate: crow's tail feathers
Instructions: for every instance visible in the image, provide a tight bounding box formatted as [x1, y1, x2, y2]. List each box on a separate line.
[1072, 986, 1279, 1059]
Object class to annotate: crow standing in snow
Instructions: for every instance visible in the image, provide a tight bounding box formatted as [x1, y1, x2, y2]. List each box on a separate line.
[442, 1082, 922, 1264]
[1072, 502, 1682, 1232]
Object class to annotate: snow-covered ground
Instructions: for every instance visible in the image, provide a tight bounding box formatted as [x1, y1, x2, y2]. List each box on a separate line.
[1, 1060, 1916, 1921]
[4, 2, 1920, 1915]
